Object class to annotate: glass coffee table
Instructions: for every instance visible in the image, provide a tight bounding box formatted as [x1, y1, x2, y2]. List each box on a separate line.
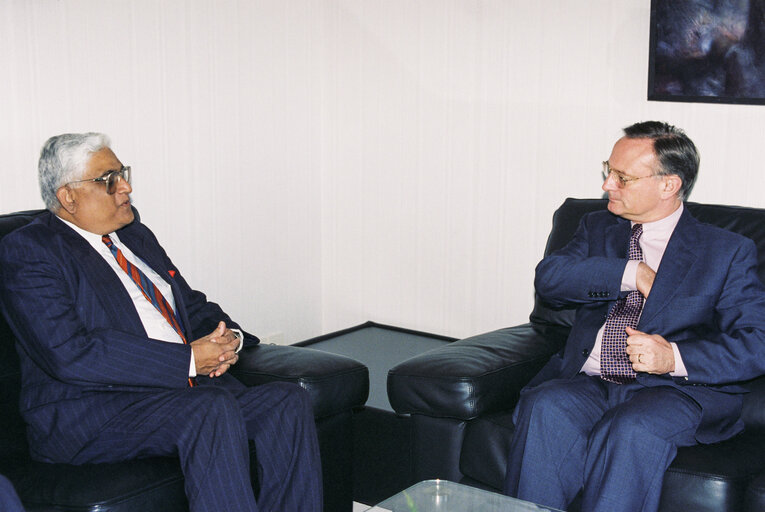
[364, 479, 563, 511]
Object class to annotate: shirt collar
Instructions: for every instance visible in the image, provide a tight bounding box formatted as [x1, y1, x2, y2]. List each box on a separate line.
[632, 203, 683, 239]
[57, 216, 120, 246]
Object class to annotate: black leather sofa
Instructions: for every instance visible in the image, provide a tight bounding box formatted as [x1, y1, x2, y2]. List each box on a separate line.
[388, 198, 765, 512]
[0, 208, 370, 512]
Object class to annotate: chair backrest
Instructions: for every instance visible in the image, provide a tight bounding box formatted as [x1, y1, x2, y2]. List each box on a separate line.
[0, 208, 143, 470]
[0, 210, 47, 471]
[530, 198, 765, 327]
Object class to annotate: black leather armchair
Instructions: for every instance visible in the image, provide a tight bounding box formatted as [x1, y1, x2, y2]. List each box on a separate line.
[0, 209, 369, 512]
[388, 198, 765, 512]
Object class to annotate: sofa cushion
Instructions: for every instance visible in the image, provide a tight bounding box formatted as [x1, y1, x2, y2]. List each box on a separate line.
[659, 432, 765, 512]
[9, 458, 188, 512]
[3, 444, 264, 512]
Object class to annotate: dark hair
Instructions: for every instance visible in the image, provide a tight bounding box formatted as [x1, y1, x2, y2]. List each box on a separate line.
[623, 121, 699, 200]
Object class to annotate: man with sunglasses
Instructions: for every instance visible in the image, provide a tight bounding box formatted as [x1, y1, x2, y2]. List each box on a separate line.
[503, 121, 765, 512]
[0, 133, 323, 512]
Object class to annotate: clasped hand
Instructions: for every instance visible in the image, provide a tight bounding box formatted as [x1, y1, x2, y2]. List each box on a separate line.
[190, 321, 240, 378]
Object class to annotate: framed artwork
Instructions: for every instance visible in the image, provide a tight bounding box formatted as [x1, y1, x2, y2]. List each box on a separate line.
[648, 0, 765, 105]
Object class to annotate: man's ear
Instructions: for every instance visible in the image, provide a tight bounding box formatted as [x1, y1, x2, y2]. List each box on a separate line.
[55, 186, 77, 215]
[661, 175, 683, 198]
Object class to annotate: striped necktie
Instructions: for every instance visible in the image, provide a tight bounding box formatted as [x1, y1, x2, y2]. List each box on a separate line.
[102, 235, 194, 386]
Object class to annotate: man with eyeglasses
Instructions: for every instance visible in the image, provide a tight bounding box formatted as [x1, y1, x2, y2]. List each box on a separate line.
[503, 121, 765, 511]
[0, 133, 323, 512]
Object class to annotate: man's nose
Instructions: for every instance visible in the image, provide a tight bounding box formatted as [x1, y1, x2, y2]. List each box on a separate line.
[117, 176, 132, 194]
[602, 173, 617, 192]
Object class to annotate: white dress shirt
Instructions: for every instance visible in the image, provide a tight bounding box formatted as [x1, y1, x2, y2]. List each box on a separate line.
[581, 204, 688, 378]
[59, 218, 200, 376]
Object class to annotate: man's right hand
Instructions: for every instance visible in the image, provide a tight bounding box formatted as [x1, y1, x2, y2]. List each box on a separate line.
[636, 262, 656, 297]
[190, 321, 240, 378]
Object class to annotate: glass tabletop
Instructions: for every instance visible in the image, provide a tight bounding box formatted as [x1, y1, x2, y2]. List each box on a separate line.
[364, 479, 563, 512]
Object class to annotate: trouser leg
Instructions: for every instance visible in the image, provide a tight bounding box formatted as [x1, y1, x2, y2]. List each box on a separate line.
[71, 387, 258, 512]
[0, 474, 25, 512]
[504, 375, 608, 510]
[582, 385, 702, 512]
[234, 382, 323, 512]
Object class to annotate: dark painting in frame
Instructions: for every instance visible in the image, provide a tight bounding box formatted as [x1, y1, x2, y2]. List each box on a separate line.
[648, 0, 765, 105]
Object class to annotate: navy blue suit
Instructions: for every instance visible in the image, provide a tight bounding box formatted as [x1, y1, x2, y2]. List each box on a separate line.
[504, 207, 765, 511]
[0, 212, 322, 512]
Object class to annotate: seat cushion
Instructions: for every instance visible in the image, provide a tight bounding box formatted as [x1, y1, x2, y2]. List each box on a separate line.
[5, 442, 261, 512]
[9, 458, 188, 512]
[659, 431, 765, 512]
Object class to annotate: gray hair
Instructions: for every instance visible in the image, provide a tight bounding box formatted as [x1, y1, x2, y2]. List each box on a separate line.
[38, 133, 111, 211]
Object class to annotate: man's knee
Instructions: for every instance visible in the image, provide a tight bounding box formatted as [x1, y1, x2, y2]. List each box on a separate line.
[236, 381, 315, 424]
[606, 390, 701, 444]
[189, 386, 242, 421]
[605, 407, 652, 442]
[267, 382, 314, 416]
[517, 381, 578, 419]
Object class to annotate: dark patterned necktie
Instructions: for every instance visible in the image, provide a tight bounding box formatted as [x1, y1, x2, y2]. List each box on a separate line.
[102, 235, 194, 386]
[600, 223, 644, 384]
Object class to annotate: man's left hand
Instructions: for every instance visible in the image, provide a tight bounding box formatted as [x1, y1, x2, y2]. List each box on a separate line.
[625, 326, 675, 374]
[208, 327, 240, 378]
[191, 322, 241, 378]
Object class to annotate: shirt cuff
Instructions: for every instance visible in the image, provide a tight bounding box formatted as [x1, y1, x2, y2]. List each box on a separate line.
[621, 260, 640, 292]
[231, 328, 244, 353]
[669, 342, 688, 378]
[189, 349, 197, 378]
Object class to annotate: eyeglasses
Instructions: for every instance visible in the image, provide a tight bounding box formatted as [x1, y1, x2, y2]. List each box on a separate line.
[68, 166, 131, 195]
[601, 161, 654, 187]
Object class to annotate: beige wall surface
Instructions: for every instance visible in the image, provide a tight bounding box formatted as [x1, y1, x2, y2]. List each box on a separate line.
[2, 1, 764, 342]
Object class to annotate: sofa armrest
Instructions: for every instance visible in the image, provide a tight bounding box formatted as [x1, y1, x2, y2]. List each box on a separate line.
[387, 323, 567, 420]
[231, 344, 369, 419]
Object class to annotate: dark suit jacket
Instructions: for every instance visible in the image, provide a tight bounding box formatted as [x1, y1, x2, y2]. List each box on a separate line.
[0, 212, 258, 462]
[528, 206, 765, 443]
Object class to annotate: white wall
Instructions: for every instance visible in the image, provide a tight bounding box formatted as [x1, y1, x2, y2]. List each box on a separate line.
[319, 0, 765, 338]
[0, 0, 323, 343]
[2, 1, 765, 343]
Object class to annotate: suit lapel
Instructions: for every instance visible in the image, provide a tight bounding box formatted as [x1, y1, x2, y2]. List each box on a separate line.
[604, 217, 631, 258]
[638, 209, 699, 327]
[46, 214, 146, 335]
